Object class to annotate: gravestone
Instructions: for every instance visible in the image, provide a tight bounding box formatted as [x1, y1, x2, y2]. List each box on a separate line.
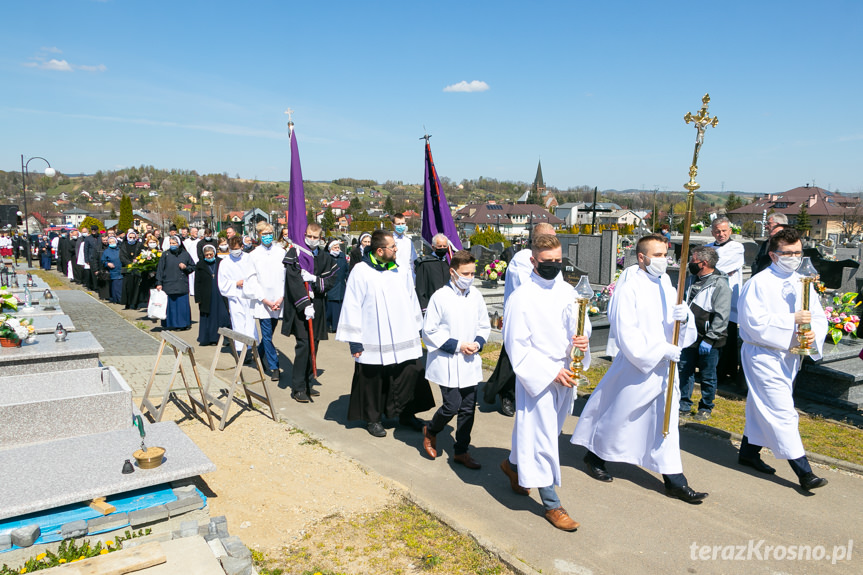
[560, 230, 618, 286]
[561, 257, 589, 286]
[489, 242, 504, 256]
[470, 245, 496, 275]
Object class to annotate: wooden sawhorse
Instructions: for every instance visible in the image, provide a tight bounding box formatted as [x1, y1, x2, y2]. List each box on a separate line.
[139, 330, 216, 430]
[203, 327, 277, 430]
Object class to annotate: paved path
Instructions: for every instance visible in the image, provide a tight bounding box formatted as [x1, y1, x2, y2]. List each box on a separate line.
[46, 278, 863, 575]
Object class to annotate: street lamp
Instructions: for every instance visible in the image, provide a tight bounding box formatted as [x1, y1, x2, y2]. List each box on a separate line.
[20, 155, 56, 268]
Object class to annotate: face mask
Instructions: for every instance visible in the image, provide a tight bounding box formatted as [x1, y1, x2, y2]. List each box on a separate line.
[394, 224, 407, 235]
[148, 242, 158, 249]
[687, 261, 702, 275]
[535, 261, 562, 280]
[81, 232, 88, 237]
[128, 238, 137, 244]
[205, 236, 212, 241]
[169, 245, 179, 252]
[230, 249, 243, 258]
[330, 248, 341, 257]
[435, 248, 448, 258]
[261, 234, 273, 246]
[775, 256, 801, 274]
[219, 245, 229, 252]
[645, 256, 668, 277]
[204, 256, 216, 263]
[306, 238, 320, 249]
[451, 271, 473, 291]
[108, 242, 117, 248]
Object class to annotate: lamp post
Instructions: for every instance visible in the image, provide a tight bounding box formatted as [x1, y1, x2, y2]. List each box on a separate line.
[20, 155, 56, 268]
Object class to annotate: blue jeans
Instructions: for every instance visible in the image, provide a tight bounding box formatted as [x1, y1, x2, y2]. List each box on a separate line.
[509, 461, 561, 510]
[678, 345, 719, 413]
[257, 317, 280, 372]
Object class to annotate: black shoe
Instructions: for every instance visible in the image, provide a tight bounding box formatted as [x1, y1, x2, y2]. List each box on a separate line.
[665, 485, 708, 504]
[800, 473, 828, 491]
[291, 390, 311, 403]
[738, 456, 776, 475]
[693, 410, 711, 421]
[308, 387, 320, 397]
[399, 414, 425, 432]
[583, 454, 612, 482]
[500, 397, 515, 417]
[270, 368, 280, 382]
[679, 410, 692, 419]
[367, 421, 387, 437]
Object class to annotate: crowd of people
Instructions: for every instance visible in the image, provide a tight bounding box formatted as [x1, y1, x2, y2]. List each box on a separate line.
[21, 209, 829, 532]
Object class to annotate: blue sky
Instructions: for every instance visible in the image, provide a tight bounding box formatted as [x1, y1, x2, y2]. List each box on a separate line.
[1, 0, 861, 195]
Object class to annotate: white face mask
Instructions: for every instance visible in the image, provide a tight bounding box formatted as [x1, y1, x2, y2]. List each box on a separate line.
[148, 242, 158, 249]
[451, 271, 473, 291]
[775, 256, 801, 274]
[230, 249, 243, 258]
[645, 256, 668, 277]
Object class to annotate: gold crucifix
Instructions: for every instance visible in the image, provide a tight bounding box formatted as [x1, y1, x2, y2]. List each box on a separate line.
[285, 108, 295, 137]
[683, 93, 719, 191]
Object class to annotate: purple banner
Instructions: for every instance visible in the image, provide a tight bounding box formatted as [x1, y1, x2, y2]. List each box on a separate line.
[421, 141, 462, 253]
[288, 127, 313, 272]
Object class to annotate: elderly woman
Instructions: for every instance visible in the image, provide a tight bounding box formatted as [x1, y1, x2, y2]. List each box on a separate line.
[349, 232, 371, 273]
[155, 235, 195, 330]
[100, 235, 124, 304]
[194, 244, 231, 346]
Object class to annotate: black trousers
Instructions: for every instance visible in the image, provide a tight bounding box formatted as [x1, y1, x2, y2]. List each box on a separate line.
[739, 435, 812, 478]
[428, 385, 477, 455]
[347, 358, 434, 424]
[483, 344, 515, 404]
[586, 451, 688, 489]
[292, 335, 320, 393]
[717, 321, 740, 380]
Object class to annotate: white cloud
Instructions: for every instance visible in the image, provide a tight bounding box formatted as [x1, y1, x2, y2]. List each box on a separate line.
[41, 46, 62, 54]
[22, 54, 106, 72]
[443, 80, 489, 93]
[41, 59, 73, 71]
[77, 64, 107, 72]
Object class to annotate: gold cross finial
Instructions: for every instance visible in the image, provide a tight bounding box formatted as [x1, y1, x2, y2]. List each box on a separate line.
[683, 93, 719, 191]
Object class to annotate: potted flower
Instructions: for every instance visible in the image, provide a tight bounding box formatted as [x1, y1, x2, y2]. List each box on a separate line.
[481, 259, 507, 287]
[824, 292, 861, 345]
[1, 287, 21, 312]
[0, 314, 33, 347]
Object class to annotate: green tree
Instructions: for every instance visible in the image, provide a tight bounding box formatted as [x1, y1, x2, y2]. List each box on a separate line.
[795, 204, 811, 235]
[725, 193, 746, 212]
[348, 197, 363, 215]
[79, 216, 105, 233]
[173, 214, 188, 229]
[384, 195, 395, 215]
[118, 194, 134, 232]
[321, 208, 336, 233]
[468, 228, 510, 248]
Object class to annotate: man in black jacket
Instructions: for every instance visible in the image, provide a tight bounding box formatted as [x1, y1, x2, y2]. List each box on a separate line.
[678, 246, 732, 421]
[414, 233, 451, 315]
[282, 223, 338, 403]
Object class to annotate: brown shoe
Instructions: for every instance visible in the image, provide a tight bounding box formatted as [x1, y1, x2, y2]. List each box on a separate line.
[422, 425, 437, 459]
[453, 452, 482, 469]
[545, 507, 579, 531]
[499, 459, 530, 496]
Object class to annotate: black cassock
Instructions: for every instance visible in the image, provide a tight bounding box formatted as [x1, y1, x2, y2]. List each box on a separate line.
[194, 259, 231, 345]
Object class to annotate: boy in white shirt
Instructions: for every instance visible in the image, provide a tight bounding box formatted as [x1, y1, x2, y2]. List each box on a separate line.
[421, 250, 491, 469]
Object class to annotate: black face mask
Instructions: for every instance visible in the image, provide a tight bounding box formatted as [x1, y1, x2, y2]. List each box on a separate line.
[688, 262, 702, 275]
[535, 261, 562, 280]
[434, 248, 448, 258]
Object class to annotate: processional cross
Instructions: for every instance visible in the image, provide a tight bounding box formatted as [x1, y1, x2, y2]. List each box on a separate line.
[682, 94, 719, 191]
[285, 108, 295, 136]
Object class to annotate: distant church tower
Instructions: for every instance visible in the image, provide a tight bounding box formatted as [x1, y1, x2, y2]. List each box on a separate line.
[533, 159, 546, 196]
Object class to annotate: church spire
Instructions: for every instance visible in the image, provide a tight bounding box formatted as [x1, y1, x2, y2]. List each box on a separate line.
[533, 159, 546, 195]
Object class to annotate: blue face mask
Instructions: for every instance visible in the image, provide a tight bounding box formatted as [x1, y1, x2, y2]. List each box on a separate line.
[204, 256, 216, 263]
[169, 245, 179, 252]
[127, 238, 137, 245]
[108, 242, 118, 249]
[394, 224, 407, 234]
[261, 234, 273, 246]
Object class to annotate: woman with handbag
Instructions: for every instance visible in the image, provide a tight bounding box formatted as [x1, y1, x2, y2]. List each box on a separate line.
[155, 236, 195, 330]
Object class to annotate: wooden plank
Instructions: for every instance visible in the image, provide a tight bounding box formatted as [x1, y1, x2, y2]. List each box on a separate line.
[88, 497, 116, 515]
[39, 541, 166, 575]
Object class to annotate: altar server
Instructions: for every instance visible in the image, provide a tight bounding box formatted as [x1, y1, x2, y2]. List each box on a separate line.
[421, 250, 491, 469]
[245, 222, 287, 381]
[484, 223, 558, 417]
[499, 234, 590, 531]
[572, 234, 709, 504]
[336, 229, 434, 438]
[737, 228, 829, 491]
[217, 236, 257, 354]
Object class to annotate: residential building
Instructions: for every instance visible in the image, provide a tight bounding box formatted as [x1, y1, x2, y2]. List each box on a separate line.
[454, 203, 563, 238]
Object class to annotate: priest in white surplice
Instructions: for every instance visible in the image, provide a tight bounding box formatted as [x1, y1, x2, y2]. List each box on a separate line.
[336, 229, 435, 438]
[499, 234, 589, 532]
[572, 234, 709, 504]
[736, 228, 829, 491]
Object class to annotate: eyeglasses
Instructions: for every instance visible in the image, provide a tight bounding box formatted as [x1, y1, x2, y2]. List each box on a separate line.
[774, 250, 803, 256]
[383, 244, 398, 251]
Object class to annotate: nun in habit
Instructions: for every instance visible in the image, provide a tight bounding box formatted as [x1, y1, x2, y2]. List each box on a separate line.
[194, 244, 231, 346]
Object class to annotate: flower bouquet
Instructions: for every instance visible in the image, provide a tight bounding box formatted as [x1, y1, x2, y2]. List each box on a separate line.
[824, 292, 860, 344]
[481, 259, 507, 282]
[0, 287, 21, 312]
[0, 314, 34, 346]
[127, 249, 163, 273]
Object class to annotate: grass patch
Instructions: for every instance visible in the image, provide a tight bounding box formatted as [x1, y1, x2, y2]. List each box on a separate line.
[480, 341, 501, 371]
[256, 500, 511, 575]
[29, 270, 67, 289]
